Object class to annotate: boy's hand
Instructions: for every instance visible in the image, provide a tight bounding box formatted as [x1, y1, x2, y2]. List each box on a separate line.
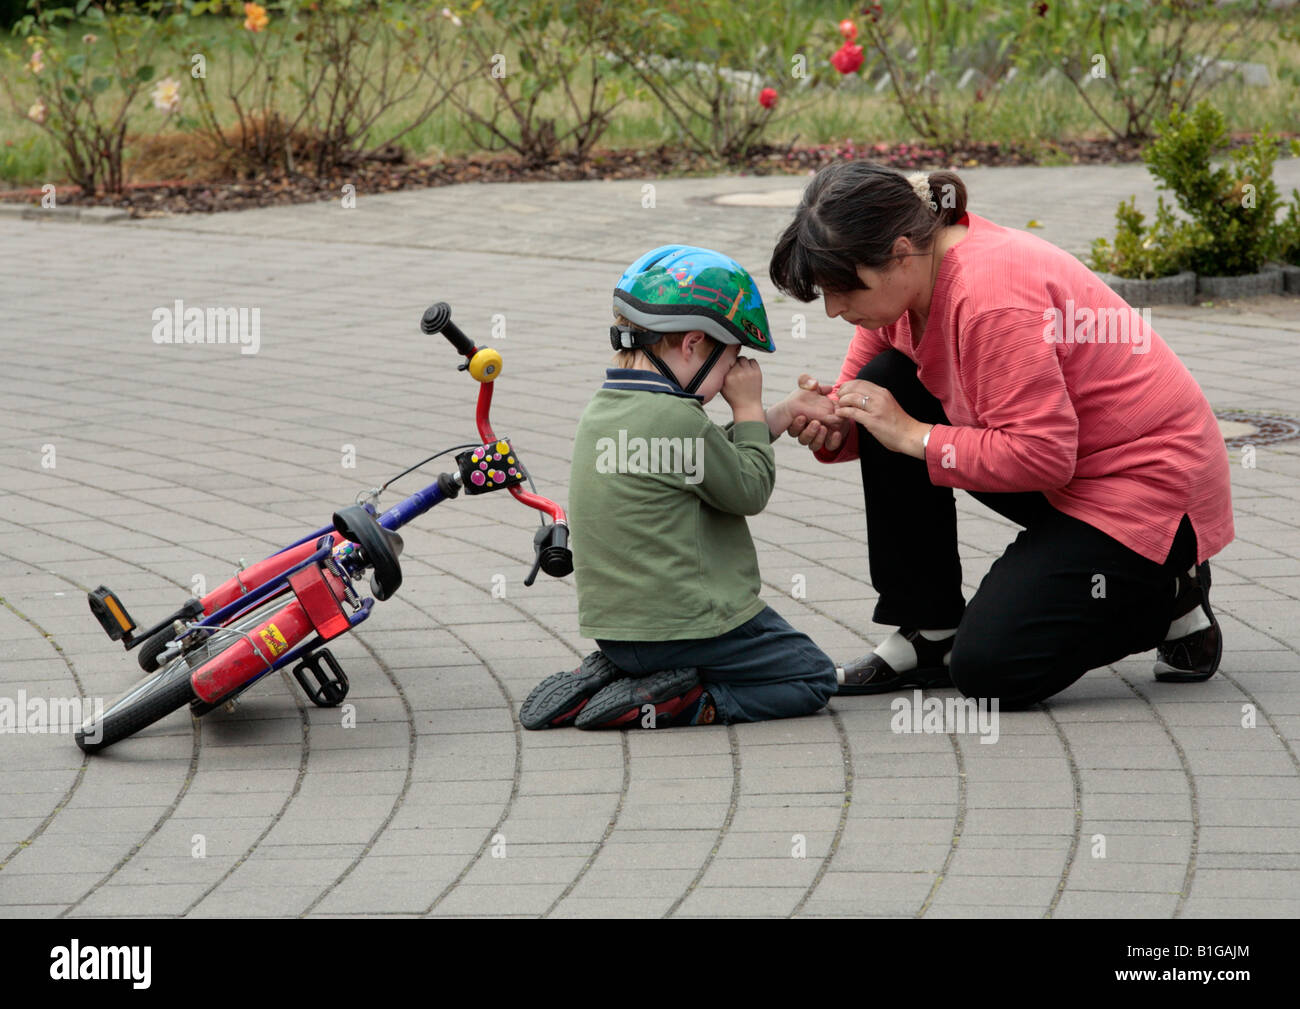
[722, 356, 765, 423]
[771, 374, 848, 453]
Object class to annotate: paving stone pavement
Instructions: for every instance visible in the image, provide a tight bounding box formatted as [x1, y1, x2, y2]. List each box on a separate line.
[2, 161, 1299, 919]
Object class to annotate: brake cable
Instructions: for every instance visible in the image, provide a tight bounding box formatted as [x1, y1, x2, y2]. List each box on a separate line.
[370, 443, 550, 530]
[378, 443, 482, 494]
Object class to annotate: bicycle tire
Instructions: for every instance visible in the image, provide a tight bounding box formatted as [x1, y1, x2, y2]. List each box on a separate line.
[78, 593, 307, 753]
[76, 662, 196, 754]
[190, 696, 221, 717]
[137, 625, 177, 673]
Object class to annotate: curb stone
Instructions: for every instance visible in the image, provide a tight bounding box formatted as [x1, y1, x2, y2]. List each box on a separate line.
[79, 206, 130, 223]
[1268, 263, 1300, 295]
[1197, 269, 1285, 299]
[0, 203, 128, 223]
[1095, 270, 1196, 306]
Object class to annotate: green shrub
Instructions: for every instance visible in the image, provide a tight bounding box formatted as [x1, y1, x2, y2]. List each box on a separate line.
[604, 0, 828, 163]
[178, 0, 302, 176]
[1017, 0, 1284, 142]
[1088, 195, 1199, 280]
[1271, 192, 1300, 266]
[180, 0, 470, 176]
[864, 0, 1034, 149]
[0, 0, 181, 195]
[1142, 101, 1283, 276]
[443, 0, 629, 166]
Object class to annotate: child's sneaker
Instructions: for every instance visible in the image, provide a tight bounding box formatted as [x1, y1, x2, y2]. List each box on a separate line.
[575, 667, 713, 729]
[519, 651, 631, 729]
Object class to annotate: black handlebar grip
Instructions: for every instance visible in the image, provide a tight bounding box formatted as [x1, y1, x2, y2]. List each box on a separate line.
[420, 302, 477, 357]
[540, 525, 573, 578]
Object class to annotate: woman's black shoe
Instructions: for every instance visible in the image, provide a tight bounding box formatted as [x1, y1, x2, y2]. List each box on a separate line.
[1154, 562, 1222, 683]
[837, 628, 954, 695]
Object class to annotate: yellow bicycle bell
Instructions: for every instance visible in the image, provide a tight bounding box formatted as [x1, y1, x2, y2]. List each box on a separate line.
[468, 347, 502, 382]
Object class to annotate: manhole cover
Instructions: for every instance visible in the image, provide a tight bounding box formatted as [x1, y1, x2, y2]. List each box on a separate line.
[1215, 411, 1300, 449]
[710, 189, 804, 207]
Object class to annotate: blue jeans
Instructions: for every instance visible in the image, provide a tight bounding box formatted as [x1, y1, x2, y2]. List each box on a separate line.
[597, 605, 837, 724]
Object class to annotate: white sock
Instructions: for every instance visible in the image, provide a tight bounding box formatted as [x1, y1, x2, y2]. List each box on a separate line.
[873, 627, 957, 672]
[1166, 606, 1210, 640]
[1165, 565, 1211, 641]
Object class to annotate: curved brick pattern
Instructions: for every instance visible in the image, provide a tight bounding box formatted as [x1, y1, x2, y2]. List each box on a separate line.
[2, 162, 1298, 917]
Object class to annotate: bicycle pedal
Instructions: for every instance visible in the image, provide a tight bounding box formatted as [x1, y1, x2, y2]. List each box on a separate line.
[88, 586, 136, 642]
[292, 649, 350, 707]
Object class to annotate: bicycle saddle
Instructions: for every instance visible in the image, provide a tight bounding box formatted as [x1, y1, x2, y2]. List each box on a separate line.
[333, 505, 404, 601]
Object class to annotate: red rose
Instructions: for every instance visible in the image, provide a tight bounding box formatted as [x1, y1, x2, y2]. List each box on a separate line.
[830, 41, 864, 75]
[838, 19, 857, 40]
[758, 87, 778, 109]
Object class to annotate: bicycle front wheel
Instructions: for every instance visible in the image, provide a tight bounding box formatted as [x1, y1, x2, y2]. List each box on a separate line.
[75, 660, 197, 754]
[77, 594, 307, 754]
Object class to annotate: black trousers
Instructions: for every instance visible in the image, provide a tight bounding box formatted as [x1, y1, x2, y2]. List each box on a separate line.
[857, 349, 1198, 708]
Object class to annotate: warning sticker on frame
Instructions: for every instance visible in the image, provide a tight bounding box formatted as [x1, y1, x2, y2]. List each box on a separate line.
[260, 624, 289, 657]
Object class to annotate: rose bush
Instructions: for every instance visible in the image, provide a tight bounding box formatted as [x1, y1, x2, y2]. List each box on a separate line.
[1, 0, 180, 194]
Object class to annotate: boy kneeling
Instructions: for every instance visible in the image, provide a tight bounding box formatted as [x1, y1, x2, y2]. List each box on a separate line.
[521, 245, 838, 730]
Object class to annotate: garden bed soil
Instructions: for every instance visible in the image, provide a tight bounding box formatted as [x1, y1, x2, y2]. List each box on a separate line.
[0, 135, 1151, 217]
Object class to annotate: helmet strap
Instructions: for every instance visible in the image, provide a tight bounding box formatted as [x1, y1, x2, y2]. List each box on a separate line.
[643, 341, 726, 397]
[683, 342, 727, 395]
[642, 347, 688, 391]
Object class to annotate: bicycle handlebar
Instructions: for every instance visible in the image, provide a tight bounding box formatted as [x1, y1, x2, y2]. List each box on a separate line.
[424, 301, 568, 528]
[475, 381, 567, 525]
[421, 302, 476, 358]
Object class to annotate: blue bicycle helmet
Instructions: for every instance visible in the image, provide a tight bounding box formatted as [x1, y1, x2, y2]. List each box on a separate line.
[611, 245, 774, 394]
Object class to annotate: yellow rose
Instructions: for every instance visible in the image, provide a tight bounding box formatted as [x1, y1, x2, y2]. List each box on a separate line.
[152, 76, 182, 113]
[243, 2, 269, 31]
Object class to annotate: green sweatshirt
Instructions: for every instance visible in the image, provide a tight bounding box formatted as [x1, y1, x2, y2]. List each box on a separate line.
[568, 372, 776, 641]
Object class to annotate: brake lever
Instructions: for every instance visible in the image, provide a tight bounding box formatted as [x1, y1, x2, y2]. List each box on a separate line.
[523, 523, 573, 587]
[524, 524, 549, 587]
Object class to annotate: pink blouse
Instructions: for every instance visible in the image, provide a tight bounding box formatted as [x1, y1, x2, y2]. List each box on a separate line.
[816, 210, 1234, 565]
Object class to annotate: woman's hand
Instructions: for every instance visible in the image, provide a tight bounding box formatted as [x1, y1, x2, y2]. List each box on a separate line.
[834, 379, 932, 459]
[769, 374, 848, 453]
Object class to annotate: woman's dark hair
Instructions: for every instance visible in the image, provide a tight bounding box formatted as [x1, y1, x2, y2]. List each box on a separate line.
[769, 161, 968, 302]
